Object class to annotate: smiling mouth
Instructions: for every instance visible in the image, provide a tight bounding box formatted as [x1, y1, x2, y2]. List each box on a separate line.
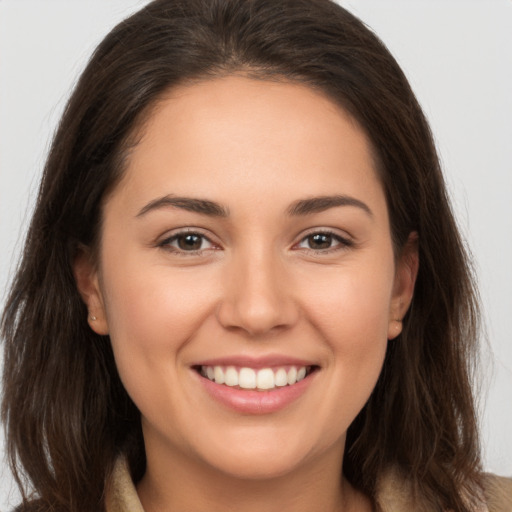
[194, 365, 317, 391]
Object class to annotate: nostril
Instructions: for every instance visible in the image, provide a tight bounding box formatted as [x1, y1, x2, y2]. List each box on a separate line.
[215, 277, 299, 336]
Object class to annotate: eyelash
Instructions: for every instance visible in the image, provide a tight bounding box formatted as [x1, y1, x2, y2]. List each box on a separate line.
[294, 229, 353, 255]
[158, 228, 353, 256]
[158, 229, 218, 256]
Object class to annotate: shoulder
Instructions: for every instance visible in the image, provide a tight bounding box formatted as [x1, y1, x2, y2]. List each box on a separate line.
[376, 468, 512, 512]
[482, 473, 512, 512]
[375, 467, 433, 512]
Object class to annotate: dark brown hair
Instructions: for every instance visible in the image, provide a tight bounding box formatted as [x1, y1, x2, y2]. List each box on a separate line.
[2, 0, 482, 510]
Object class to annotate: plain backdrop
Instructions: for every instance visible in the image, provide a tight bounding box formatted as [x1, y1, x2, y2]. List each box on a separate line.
[1, 0, 511, 508]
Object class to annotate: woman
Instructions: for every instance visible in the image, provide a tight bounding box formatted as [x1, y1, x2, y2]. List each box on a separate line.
[1, 0, 511, 510]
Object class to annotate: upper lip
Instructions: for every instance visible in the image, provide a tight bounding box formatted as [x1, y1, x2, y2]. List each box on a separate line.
[193, 355, 318, 369]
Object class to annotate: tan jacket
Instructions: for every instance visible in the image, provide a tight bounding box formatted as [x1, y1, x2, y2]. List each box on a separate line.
[106, 458, 512, 512]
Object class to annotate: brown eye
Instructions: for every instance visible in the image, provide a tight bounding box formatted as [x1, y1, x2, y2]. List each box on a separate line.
[296, 231, 352, 252]
[307, 233, 333, 249]
[160, 232, 215, 253]
[177, 233, 204, 251]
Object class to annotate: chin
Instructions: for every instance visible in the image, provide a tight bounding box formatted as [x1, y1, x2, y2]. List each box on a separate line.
[205, 450, 306, 481]
[193, 427, 326, 481]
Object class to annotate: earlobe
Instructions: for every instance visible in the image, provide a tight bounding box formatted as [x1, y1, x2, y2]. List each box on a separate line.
[388, 232, 419, 340]
[73, 247, 109, 335]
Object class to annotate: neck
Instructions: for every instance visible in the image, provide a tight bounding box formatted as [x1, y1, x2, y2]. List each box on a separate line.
[136, 439, 371, 512]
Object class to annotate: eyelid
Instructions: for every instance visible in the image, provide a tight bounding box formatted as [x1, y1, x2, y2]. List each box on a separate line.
[155, 226, 354, 256]
[157, 227, 220, 254]
[292, 227, 354, 253]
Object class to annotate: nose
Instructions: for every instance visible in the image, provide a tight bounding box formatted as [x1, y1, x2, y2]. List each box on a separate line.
[216, 248, 299, 337]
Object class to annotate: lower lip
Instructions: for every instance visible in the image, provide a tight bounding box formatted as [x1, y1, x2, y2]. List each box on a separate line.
[195, 370, 317, 415]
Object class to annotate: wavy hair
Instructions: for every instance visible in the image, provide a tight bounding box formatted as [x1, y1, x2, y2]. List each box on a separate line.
[2, 0, 481, 510]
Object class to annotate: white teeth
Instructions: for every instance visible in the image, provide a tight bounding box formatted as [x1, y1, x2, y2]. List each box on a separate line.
[256, 368, 275, 390]
[287, 366, 297, 385]
[239, 368, 256, 389]
[224, 366, 238, 387]
[201, 365, 311, 390]
[275, 368, 288, 387]
[214, 366, 225, 385]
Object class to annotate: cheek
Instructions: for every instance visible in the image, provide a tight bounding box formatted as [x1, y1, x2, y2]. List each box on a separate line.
[103, 252, 216, 333]
[301, 260, 394, 348]
[318, 276, 390, 375]
[296, 259, 393, 420]
[99, 253, 220, 389]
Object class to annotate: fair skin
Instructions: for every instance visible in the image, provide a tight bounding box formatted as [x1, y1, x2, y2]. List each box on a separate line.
[75, 75, 418, 512]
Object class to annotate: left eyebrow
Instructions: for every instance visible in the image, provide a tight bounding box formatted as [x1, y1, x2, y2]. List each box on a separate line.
[136, 195, 229, 218]
[286, 195, 373, 218]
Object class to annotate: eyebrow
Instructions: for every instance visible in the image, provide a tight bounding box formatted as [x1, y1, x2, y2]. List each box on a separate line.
[136, 195, 229, 218]
[286, 195, 373, 217]
[136, 194, 372, 219]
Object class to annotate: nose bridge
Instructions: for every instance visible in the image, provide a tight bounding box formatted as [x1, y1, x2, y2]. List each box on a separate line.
[217, 242, 297, 336]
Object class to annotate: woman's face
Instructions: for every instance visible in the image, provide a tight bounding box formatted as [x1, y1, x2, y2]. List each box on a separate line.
[76, 75, 417, 480]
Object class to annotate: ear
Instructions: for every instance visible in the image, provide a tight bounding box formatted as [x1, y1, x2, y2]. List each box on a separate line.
[73, 246, 109, 335]
[388, 232, 419, 340]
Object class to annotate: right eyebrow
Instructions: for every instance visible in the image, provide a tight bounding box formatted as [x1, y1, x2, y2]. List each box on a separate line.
[286, 194, 373, 218]
[136, 195, 230, 218]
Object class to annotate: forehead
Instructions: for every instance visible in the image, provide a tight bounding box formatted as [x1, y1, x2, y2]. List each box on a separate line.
[111, 75, 384, 216]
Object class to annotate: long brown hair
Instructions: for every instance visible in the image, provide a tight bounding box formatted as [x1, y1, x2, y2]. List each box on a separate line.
[2, 0, 482, 510]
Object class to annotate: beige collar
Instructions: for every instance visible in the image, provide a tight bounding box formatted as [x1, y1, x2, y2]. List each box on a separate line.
[106, 457, 145, 512]
[106, 457, 500, 512]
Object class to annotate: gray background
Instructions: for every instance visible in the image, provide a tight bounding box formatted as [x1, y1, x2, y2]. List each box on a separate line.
[1, 0, 511, 508]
